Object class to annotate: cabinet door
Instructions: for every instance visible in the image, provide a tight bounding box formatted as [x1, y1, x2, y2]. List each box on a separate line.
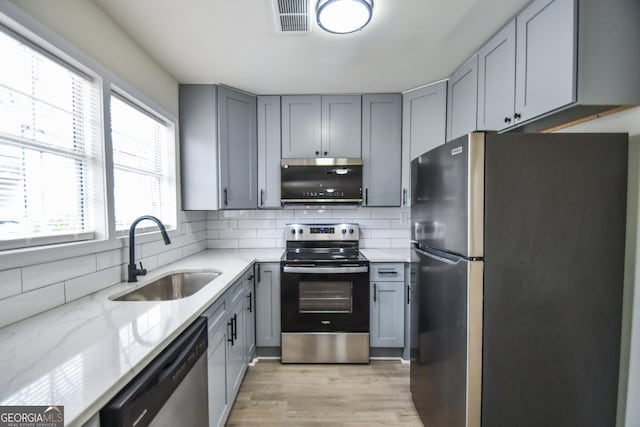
[321, 95, 362, 158]
[218, 86, 257, 209]
[477, 20, 516, 131]
[226, 298, 246, 402]
[281, 95, 321, 158]
[245, 272, 256, 360]
[208, 331, 228, 427]
[362, 94, 401, 207]
[447, 54, 479, 141]
[401, 81, 447, 207]
[255, 263, 281, 347]
[515, 0, 576, 124]
[370, 281, 405, 348]
[179, 84, 219, 210]
[257, 96, 281, 208]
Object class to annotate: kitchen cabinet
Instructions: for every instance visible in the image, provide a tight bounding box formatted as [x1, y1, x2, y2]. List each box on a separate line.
[477, 19, 516, 131]
[203, 270, 256, 427]
[257, 96, 281, 208]
[370, 263, 405, 348]
[281, 95, 362, 158]
[477, 0, 640, 132]
[362, 94, 402, 207]
[401, 81, 447, 207]
[255, 263, 281, 349]
[179, 84, 257, 210]
[245, 269, 256, 361]
[447, 54, 479, 141]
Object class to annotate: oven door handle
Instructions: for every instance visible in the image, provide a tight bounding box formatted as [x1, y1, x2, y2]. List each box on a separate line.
[282, 266, 369, 274]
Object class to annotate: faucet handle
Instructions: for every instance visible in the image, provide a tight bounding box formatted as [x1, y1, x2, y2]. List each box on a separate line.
[139, 262, 147, 274]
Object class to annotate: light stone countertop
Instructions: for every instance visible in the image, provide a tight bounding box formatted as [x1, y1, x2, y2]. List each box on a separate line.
[0, 247, 408, 426]
[0, 249, 283, 427]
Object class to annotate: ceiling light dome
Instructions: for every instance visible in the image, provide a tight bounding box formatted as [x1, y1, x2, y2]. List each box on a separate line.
[316, 0, 374, 34]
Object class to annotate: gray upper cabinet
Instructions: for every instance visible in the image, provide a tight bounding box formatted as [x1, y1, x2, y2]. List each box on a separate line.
[218, 86, 258, 209]
[447, 54, 479, 142]
[281, 95, 321, 158]
[180, 84, 257, 210]
[514, 0, 575, 125]
[321, 95, 362, 158]
[257, 96, 281, 208]
[477, 19, 516, 131]
[282, 95, 362, 158]
[401, 81, 447, 207]
[362, 94, 401, 207]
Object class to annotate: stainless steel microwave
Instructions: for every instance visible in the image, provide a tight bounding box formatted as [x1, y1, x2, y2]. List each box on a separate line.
[280, 158, 363, 204]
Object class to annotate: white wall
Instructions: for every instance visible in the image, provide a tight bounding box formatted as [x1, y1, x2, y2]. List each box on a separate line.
[9, 0, 179, 116]
[206, 207, 410, 249]
[559, 106, 640, 427]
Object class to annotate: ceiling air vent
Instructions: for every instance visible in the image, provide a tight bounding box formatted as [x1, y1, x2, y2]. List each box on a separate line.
[272, 0, 311, 34]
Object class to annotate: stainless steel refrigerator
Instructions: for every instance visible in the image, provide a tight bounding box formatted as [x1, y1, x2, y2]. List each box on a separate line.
[410, 132, 627, 427]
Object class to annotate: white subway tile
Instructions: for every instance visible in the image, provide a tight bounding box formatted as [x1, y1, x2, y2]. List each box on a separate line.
[0, 283, 65, 328]
[275, 219, 297, 228]
[182, 241, 206, 258]
[256, 229, 285, 239]
[206, 211, 219, 220]
[238, 239, 277, 248]
[238, 219, 276, 229]
[22, 255, 96, 292]
[367, 229, 410, 239]
[220, 210, 256, 219]
[96, 249, 123, 270]
[188, 221, 207, 232]
[370, 208, 404, 219]
[254, 210, 295, 219]
[219, 229, 257, 239]
[357, 219, 392, 229]
[188, 211, 207, 222]
[140, 239, 174, 258]
[360, 239, 392, 248]
[390, 219, 411, 229]
[65, 266, 122, 302]
[207, 219, 237, 230]
[209, 239, 239, 249]
[207, 229, 220, 239]
[294, 209, 333, 219]
[0, 268, 22, 300]
[158, 247, 183, 266]
[332, 209, 371, 219]
[391, 239, 410, 248]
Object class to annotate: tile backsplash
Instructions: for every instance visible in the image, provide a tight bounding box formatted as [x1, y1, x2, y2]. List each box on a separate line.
[206, 207, 410, 249]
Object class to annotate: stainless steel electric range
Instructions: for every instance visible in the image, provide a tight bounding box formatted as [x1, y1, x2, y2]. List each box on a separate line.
[280, 223, 370, 363]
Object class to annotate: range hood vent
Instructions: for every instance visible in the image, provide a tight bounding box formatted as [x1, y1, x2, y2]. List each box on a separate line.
[272, 0, 311, 34]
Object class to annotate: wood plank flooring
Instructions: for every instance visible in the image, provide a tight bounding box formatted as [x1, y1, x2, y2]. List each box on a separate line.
[227, 360, 423, 426]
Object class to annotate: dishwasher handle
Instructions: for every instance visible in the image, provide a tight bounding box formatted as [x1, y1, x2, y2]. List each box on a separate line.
[100, 317, 208, 427]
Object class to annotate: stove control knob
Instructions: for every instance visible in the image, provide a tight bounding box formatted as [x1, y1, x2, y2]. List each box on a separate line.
[342, 229, 347, 234]
[349, 229, 354, 234]
[299, 229, 304, 234]
[291, 229, 296, 234]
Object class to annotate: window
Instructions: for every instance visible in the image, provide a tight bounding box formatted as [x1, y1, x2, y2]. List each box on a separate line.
[110, 94, 177, 233]
[0, 27, 102, 248]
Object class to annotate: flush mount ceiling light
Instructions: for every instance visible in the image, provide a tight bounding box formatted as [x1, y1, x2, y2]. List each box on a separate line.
[316, 0, 373, 34]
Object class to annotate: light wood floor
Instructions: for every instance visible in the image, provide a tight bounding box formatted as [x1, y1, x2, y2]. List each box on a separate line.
[227, 360, 423, 426]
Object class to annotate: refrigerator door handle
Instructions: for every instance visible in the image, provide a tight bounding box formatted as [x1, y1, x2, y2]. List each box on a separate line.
[412, 245, 461, 265]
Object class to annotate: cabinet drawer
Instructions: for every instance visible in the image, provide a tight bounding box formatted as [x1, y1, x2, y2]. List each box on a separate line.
[370, 263, 405, 282]
[204, 298, 227, 337]
[226, 279, 245, 306]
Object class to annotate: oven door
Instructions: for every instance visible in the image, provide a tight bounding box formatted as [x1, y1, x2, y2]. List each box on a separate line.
[281, 264, 369, 333]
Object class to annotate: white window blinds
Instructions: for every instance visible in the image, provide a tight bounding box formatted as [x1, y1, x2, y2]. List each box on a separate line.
[0, 27, 102, 247]
[110, 94, 177, 232]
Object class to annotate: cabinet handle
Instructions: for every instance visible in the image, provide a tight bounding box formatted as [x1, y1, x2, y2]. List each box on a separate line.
[504, 117, 512, 123]
[365, 188, 368, 205]
[315, 151, 320, 156]
[257, 265, 261, 283]
[227, 319, 234, 344]
[373, 283, 377, 302]
[402, 189, 407, 206]
[247, 292, 252, 313]
[260, 189, 264, 207]
[407, 285, 411, 304]
[232, 314, 238, 341]
[223, 188, 228, 206]
[514, 113, 521, 120]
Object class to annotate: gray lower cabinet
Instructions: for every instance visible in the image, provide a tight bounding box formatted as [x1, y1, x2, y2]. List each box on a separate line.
[401, 81, 447, 207]
[447, 53, 479, 142]
[362, 94, 402, 207]
[281, 95, 362, 158]
[257, 96, 281, 208]
[477, 19, 516, 131]
[370, 263, 405, 348]
[245, 270, 256, 360]
[255, 263, 281, 349]
[204, 269, 256, 427]
[179, 84, 257, 210]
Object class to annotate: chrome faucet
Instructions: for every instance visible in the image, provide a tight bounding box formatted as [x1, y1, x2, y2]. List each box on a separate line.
[128, 215, 171, 282]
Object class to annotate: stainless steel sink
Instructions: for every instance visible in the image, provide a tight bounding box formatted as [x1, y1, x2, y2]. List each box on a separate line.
[113, 271, 221, 301]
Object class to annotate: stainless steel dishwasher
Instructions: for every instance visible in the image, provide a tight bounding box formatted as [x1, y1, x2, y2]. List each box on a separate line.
[100, 317, 208, 427]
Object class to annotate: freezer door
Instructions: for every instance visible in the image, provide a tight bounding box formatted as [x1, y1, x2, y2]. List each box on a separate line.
[410, 133, 484, 257]
[410, 246, 482, 427]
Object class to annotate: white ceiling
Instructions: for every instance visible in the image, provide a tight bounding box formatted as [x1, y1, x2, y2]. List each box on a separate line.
[90, 0, 530, 95]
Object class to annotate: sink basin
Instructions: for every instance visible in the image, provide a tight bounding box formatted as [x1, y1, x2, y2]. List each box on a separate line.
[113, 271, 221, 301]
